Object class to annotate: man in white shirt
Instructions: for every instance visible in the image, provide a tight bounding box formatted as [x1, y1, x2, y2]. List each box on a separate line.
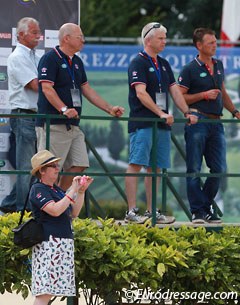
[0, 17, 41, 213]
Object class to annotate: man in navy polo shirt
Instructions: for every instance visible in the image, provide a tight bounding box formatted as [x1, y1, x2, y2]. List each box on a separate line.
[178, 28, 240, 224]
[37, 23, 124, 191]
[124, 22, 197, 224]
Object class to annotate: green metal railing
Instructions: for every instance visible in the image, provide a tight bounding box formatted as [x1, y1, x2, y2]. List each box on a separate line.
[1, 113, 240, 225]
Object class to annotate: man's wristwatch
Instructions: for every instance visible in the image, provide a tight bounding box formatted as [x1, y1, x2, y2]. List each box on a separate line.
[232, 109, 239, 118]
[60, 106, 68, 114]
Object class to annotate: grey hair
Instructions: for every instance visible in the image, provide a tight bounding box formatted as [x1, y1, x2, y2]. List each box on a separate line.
[141, 22, 167, 45]
[16, 17, 39, 37]
[58, 23, 78, 43]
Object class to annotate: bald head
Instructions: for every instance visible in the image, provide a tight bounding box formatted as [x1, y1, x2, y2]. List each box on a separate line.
[58, 23, 85, 56]
[58, 23, 81, 43]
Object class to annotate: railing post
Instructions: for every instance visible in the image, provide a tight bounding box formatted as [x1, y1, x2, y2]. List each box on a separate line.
[161, 169, 167, 214]
[45, 116, 51, 150]
[67, 297, 78, 305]
[84, 189, 91, 217]
[151, 121, 158, 226]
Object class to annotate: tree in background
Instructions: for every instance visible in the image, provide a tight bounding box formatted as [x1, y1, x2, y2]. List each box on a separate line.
[82, 124, 109, 148]
[98, 126, 109, 147]
[150, 0, 223, 39]
[81, 0, 223, 39]
[108, 120, 125, 161]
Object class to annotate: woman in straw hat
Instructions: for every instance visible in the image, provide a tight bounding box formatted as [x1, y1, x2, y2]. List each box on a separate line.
[29, 150, 93, 305]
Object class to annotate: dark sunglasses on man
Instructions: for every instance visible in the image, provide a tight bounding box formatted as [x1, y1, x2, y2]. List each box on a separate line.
[143, 23, 161, 38]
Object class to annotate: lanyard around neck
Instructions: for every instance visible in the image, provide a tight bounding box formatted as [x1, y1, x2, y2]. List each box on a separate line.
[63, 57, 76, 88]
[143, 51, 161, 87]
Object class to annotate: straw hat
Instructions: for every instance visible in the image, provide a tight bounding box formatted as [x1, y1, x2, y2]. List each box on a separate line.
[31, 150, 61, 175]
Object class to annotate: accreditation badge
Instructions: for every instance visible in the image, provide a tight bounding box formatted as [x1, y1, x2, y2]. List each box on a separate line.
[156, 92, 167, 111]
[71, 88, 82, 107]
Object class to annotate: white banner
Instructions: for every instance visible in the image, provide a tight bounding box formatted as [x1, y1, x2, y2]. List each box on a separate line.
[221, 0, 240, 42]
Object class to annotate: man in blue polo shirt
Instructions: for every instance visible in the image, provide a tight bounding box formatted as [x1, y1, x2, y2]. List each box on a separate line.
[124, 22, 197, 224]
[178, 28, 240, 224]
[37, 23, 124, 191]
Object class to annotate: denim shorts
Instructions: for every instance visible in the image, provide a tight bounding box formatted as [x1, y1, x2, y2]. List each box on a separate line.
[128, 127, 171, 169]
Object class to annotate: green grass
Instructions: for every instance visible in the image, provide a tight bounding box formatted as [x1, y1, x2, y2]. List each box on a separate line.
[82, 71, 129, 115]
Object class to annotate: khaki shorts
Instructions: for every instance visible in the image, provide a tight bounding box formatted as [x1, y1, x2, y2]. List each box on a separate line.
[36, 124, 89, 171]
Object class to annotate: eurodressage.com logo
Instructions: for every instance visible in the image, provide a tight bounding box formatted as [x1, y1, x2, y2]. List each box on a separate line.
[123, 288, 238, 303]
[17, 0, 37, 7]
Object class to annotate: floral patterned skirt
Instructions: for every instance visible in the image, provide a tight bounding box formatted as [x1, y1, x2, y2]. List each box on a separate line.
[31, 235, 76, 296]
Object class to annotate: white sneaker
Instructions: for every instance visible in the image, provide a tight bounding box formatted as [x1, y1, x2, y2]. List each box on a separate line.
[124, 208, 148, 224]
[144, 210, 175, 224]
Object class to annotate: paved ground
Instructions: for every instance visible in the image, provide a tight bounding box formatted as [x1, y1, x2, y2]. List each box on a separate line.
[109, 220, 240, 228]
[0, 292, 86, 305]
[0, 292, 35, 305]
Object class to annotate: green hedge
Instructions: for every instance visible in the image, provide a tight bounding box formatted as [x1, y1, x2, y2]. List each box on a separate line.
[0, 213, 240, 304]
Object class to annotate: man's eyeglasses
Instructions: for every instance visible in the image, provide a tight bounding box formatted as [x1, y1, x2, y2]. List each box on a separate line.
[45, 163, 60, 169]
[28, 30, 42, 36]
[143, 23, 161, 38]
[69, 34, 85, 41]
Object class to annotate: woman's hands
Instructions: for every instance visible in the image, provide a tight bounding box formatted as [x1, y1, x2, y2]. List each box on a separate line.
[69, 175, 94, 218]
[71, 175, 94, 194]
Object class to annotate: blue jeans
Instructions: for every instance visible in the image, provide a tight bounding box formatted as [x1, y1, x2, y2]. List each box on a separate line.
[1, 115, 36, 211]
[184, 116, 226, 214]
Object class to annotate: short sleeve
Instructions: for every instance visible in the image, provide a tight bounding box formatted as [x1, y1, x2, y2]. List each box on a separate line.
[128, 57, 147, 87]
[178, 65, 191, 89]
[38, 53, 58, 83]
[8, 54, 37, 88]
[30, 184, 54, 210]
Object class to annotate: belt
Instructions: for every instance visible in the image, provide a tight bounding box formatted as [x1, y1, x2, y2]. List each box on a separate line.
[13, 108, 37, 114]
[189, 108, 221, 119]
